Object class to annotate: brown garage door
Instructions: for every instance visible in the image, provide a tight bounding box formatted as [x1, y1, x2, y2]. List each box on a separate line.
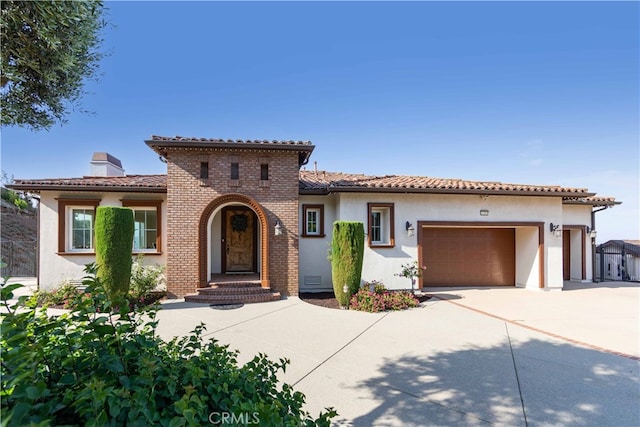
[421, 228, 515, 287]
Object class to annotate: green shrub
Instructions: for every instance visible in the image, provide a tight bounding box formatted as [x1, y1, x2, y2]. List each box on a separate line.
[95, 206, 134, 304]
[329, 221, 364, 307]
[30, 280, 82, 307]
[1, 269, 337, 426]
[129, 255, 165, 300]
[13, 198, 28, 210]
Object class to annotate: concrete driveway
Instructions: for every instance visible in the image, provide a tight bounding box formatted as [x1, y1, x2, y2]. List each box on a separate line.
[155, 282, 640, 426]
[4, 278, 637, 425]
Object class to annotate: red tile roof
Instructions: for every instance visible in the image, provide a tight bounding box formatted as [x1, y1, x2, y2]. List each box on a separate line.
[299, 170, 594, 197]
[10, 170, 619, 203]
[562, 195, 621, 207]
[9, 175, 167, 193]
[148, 135, 313, 146]
[145, 135, 315, 166]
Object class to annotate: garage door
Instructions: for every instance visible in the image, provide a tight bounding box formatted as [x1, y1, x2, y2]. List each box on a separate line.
[421, 228, 515, 287]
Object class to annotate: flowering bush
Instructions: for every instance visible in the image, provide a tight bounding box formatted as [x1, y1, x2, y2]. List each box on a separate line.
[349, 288, 386, 312]
[349, 282, 420, 312]
[382, 291, 420, 311]
[30, 281, 85, 308]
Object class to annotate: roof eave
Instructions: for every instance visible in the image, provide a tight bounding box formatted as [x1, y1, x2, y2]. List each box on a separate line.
[6, 184, 167, 194]
[302, 186, 595, 198]
[562, 199, 621, 207]
[146, 140, 315, 156]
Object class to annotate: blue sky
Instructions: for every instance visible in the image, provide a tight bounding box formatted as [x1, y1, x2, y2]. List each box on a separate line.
[2, 1, 638, 242]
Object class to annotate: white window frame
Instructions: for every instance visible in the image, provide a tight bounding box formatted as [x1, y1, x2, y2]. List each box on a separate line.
[132, 208, 158, 252]
[122, 200, 163, 254]
[68, 207, 95, 252]
[57, 199, 100, 254]
[302, 204, 325, 237]
[367, 203, 395, 247]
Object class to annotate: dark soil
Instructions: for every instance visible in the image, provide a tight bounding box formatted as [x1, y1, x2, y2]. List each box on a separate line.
[299, 291, 431, 310]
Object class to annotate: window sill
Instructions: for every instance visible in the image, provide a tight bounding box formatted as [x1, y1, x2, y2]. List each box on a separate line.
[369, 244, 395, 249]
[57, 251, 95, 256]
[133, 251, 163, 256]
[301, 234, 326, 238]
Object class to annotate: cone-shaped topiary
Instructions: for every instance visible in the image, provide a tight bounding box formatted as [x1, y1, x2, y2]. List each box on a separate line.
[330, 221, 365, 307]
[95, 206, 134, 304]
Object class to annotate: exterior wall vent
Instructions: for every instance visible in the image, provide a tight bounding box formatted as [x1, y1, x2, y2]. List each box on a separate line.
[303, 275, 322, 287]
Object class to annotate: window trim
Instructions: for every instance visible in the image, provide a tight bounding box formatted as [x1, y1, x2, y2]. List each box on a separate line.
[302, 204, 325, 238]
[122, 200, 163, 255]
[367, 203, 395, 248]
[57, 198, 101, 254]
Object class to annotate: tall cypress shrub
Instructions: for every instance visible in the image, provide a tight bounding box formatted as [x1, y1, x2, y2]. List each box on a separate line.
[330, 221, 365, 307]
[95, 206, 134, 303]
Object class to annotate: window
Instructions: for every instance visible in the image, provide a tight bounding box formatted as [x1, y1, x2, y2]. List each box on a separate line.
[367, 203, 395, 247]
[200, 162, 209, 179]
[57, 199, 100, 253]
[231, 162, 239, 180]
[133, 209, 157, 251]
[71, 209, 94, 250]
[302, 205, 325, 237]
[260, 164, 269, 181]
[122, 200, 162, 253]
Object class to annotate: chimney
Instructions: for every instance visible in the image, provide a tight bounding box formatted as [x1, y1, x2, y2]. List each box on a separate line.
[90, 152, 125, 177]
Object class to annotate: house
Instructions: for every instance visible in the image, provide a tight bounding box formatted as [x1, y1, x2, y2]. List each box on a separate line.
[9, 136, 620, 302]
[596, 240, 640, 282]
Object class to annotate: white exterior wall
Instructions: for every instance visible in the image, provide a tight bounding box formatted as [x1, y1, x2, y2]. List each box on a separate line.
[38, 191, 167, 291]
[298, 192, 577, 291]
[298, 195, 337, 292]
[515, 227, 540, 288]
[562, 204, 594, 281]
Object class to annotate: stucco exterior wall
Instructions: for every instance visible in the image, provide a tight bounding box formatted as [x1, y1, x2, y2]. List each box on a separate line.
[298, 195, 336, 292]
[37, 191, 167, 291]
[563, 204, 594, 281]
[298, 191, 575, 291]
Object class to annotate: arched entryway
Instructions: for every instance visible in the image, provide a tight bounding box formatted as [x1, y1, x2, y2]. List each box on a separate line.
[198, 194, 270, 289]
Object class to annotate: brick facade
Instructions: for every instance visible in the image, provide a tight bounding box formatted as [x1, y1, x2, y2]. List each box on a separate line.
[163, 146, 305, 298]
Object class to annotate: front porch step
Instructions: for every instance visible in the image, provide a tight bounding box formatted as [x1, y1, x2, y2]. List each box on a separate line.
[184, 282, 281, 305]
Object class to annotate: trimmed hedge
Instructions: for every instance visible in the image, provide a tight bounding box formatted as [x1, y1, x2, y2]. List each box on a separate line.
[95, 206, 134, 303]
[330, 221, 364, 307]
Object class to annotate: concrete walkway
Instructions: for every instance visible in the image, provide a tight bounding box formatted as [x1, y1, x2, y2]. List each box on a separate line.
[154, 283, 640, 426]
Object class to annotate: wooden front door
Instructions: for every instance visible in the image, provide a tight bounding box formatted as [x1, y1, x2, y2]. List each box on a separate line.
[222, 207, 257, 273]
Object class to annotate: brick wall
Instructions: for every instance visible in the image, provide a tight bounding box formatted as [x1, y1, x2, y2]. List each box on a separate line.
[165, 148, 301, 298]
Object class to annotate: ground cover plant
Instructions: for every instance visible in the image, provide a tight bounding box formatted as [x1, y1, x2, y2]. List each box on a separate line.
[349, 281, 420, 313]
[1, 266, 337, 426]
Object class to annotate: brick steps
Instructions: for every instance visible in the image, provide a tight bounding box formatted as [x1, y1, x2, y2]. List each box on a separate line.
[184, 281, 281, 305]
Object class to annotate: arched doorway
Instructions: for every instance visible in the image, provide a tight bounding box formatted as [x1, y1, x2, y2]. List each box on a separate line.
[198, 194, 270, 289]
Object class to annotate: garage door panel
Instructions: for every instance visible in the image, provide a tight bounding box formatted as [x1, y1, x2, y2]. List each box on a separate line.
[422, 228, 515, 287]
